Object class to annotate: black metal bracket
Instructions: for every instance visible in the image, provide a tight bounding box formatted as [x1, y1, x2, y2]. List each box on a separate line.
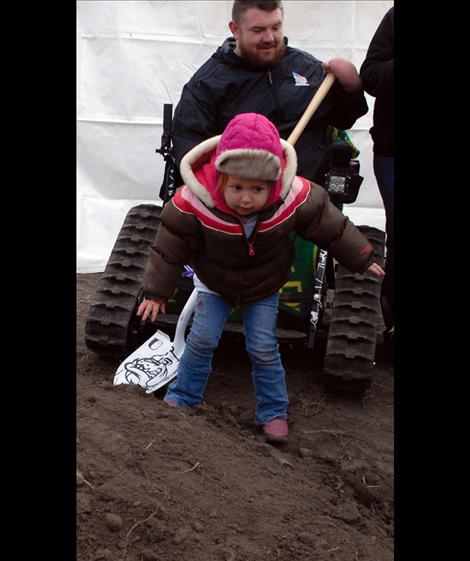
[156, 104, 177, 203]
[307, 248, 328, 350]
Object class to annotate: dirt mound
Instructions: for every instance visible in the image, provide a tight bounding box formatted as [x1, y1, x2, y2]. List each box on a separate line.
[77, 273, 394, 561]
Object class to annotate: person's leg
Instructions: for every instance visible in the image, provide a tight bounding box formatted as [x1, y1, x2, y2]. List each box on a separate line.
[242, 293, 289, 426]
[164, 292, 231, 407]
[373, 155, 394, 232]
[373, 154, 395, 331]
[381, 242, 394, 334]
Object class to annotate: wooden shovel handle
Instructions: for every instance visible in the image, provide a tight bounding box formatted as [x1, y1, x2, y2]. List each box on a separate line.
[287, 72, 336, 146]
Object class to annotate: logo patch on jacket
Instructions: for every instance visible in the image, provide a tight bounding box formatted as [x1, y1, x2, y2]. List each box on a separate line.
[292, 71, 310, 86]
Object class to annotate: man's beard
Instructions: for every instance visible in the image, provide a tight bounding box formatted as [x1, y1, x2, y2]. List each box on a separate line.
[238, 40, 286, 70]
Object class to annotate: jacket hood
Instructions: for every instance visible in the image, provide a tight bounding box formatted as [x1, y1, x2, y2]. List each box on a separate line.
[180, 122, 298, 215]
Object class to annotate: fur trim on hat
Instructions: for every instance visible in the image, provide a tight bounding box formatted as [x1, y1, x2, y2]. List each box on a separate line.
[279, 140, 297, 200]
[179, 135, 298, 208]
[215, 149, 281, 181]
[180, 136, 221, 207]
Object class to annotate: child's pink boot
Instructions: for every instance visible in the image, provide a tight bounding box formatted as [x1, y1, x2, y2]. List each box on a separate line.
[262, 418, 288, 444]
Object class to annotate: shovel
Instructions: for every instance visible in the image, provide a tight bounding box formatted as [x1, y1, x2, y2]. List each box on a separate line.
[113, 72, 336, 393]
[114, 289, 197, 393]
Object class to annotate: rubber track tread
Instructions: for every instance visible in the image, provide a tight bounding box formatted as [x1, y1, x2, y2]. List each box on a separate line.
[85, 205, 162, 356]
[323, 226, 385, 392]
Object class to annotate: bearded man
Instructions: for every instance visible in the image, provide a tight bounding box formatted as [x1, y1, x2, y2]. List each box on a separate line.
[171, 0, 368, 184]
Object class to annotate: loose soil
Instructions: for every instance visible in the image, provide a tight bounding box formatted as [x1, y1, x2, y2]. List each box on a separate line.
[77, 273, 394, 561]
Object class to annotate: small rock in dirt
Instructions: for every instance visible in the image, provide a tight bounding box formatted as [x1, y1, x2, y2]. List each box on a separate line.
[270, 450, 294, 469]
[145, 517, 167, 541]
[193, 533, 203, 543]
[209, 509, 219, 519]
[95, 482, 119, 502]
[298, 447, 314, 458]
[93, 548, 113, 560]
[155, 411, 170, 418]
[334, 502, 361, 523]
[311, 443, 341, 463]
[174, 419, 192, 430]
[173, 527, 190, 544]
[141, 549, 161, 561]
[133, 501, 142, 507]
[339, 458, 369, 473]
[148, 504, 167, 520]
[105, 513, 123, 532]
[255, 443, 273, 457]
[228, 523, 244, 534]
[222, 549, 236, 561]
[191, 520, 204, 532]
[316, 537, 330, 550]
[297, 531, 314, 545]
[77, 492, 92, 514]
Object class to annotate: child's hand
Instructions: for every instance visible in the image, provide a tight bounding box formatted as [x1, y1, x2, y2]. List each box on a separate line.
[137, 299, 166, 322]
[367, 262, 385, 277]
[322, 58, 361, 92]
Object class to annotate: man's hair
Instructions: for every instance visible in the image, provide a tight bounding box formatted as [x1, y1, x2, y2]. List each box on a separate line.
[232, 1, 283, 24]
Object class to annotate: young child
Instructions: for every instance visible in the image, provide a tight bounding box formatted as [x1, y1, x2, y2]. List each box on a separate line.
[137, 113, 384, 444]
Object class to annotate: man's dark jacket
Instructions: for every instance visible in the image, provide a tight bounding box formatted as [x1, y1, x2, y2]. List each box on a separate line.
[360, 7, 394, 156]
[172, 37, 368, 183]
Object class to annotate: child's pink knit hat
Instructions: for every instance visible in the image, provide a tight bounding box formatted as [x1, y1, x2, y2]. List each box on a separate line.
[215, 113, 282, 181]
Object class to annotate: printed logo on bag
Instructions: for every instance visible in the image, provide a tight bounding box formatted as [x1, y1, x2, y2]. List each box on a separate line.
[292, 71, 310, 86]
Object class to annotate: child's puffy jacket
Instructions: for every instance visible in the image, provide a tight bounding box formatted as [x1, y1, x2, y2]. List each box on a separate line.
[142, 123, 373, 306]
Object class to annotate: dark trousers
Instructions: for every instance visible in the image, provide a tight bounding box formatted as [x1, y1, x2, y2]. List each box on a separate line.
[373, 154, 394, 330]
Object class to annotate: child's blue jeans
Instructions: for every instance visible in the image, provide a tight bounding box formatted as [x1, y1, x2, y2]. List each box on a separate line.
[164, 291, 288, 425]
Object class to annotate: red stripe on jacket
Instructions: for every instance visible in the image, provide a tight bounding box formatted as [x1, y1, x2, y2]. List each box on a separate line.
[172, 176, 311, 234]
[173, 187, 243, 234]
[258, 177, 310, 231]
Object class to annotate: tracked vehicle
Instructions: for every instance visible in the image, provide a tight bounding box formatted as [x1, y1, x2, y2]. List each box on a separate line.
[85, 104, 385, 395]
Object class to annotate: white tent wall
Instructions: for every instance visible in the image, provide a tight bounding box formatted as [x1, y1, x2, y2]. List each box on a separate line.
[77, 0, 393, 273]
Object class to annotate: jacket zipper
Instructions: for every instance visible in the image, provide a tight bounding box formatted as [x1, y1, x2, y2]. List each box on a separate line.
[235, 216, 260, 257]
[247, 224, 260, 256]
[267, 70, 283, 119]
